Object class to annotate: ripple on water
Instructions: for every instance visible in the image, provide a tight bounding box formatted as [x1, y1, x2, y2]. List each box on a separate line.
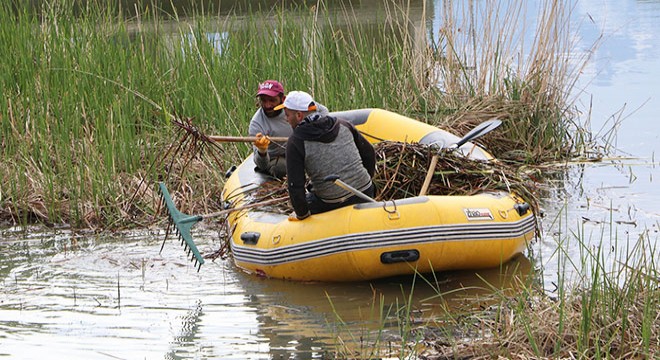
[0, 229, 277, 359]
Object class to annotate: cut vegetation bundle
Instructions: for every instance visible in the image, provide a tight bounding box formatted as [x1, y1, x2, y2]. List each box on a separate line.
[245, 141, 540, 216]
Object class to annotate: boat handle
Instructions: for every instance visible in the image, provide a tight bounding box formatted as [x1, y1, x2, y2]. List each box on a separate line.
[240, 232, 260, 245]
[225, 165, 237, 178]
[514, 203, 530, 216]
[381, 249, 420, 264]
[272, 235, 281, 245]
[383, 200, 400, 220]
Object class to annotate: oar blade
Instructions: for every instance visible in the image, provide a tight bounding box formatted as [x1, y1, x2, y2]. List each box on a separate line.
[421, 118, 503, 196]
[454, 118, 502, 148]
[158, 182, 205, 270]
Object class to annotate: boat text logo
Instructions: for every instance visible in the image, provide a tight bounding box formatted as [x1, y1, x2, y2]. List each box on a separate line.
[463, 208, 494, 221]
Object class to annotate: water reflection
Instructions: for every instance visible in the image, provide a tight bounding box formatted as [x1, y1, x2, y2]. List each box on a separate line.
[228, 253, 533, 357]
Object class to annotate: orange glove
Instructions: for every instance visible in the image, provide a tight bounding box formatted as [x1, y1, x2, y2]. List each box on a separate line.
[254, 132, 270, 153]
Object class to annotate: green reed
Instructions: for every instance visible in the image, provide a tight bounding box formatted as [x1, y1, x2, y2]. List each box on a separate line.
[519, 207, 658, 358]
[322, 203, 657, 358]
[479, 208, 658, 358]
[0, 0, 587, 228]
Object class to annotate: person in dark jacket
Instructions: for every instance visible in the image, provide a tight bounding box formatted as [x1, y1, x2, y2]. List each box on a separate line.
[274, 91, 376, 220]
[248, 80, 329, 179]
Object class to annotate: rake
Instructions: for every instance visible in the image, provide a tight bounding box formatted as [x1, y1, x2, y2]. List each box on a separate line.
[158, 182, 206, 271]
[158, 182, 289, 271]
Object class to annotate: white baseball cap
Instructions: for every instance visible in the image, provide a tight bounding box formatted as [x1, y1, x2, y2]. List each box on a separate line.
[274, 91, 317, 112]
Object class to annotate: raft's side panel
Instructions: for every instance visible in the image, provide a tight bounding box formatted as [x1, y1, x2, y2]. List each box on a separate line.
[343, 193, 534, 280]
[230, 192, 535, 281]
[330, 108, 492, 160]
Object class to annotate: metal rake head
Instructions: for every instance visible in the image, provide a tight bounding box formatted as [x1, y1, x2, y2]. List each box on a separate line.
[158, 182, 205, 271]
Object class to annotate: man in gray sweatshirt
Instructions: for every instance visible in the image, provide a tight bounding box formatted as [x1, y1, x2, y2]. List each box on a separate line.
[276, 91, 376, 220]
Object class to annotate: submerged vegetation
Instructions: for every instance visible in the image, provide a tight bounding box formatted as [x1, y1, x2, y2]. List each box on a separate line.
[3, 1, 656, 359]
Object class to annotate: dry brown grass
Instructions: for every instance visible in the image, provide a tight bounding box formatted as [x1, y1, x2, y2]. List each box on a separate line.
[418, 286, 659, 359]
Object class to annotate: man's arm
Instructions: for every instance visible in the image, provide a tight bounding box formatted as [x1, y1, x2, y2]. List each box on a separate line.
[286, 137, 311, 219]
[315, 102, 330, 116]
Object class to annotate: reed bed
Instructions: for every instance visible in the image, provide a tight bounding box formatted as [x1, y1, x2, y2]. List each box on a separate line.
[409, 218, 660, 359]
[0, 0, 590, 229]
[325, 221, 659, 359]
[424, 0, 598, 164]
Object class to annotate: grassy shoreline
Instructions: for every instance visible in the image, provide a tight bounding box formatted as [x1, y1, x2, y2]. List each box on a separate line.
[329, 211, 659, 359]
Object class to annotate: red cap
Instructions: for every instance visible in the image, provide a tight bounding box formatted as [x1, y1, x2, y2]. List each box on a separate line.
[256, 80, 284, 97]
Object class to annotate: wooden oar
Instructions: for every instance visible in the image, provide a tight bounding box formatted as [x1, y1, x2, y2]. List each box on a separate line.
[324, 175, 376, 203]
[207, 135, 288, 143]
[419, 118, 502, 196]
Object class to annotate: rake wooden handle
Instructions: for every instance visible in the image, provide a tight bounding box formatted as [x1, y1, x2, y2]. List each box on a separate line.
[419, 154, 438, 196]
[202, 196, 290, 219]
[207, 135, 288, 143]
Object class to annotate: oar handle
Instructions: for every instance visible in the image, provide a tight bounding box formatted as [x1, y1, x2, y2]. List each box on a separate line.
[207, 135, 288, 143]
[324, 175, 376, 203]
[418, 154, 438, 196]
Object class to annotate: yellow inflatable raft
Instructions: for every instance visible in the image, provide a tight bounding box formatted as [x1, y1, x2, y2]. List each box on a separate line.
[221, 109, 536, 282]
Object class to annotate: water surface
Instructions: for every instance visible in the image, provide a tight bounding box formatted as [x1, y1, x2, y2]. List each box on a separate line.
[0, 227, 530, 359]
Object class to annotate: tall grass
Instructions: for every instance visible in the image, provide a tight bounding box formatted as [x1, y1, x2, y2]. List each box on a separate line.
[474, 210, 659, 358]
[430, 0, 594, 162]
[0, 0, 586, 228]
[1, 1, 169, 227]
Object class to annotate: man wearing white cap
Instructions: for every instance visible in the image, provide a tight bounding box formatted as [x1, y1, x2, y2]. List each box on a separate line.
[248, 80, 328, 179]
[275, 91, 376, 220]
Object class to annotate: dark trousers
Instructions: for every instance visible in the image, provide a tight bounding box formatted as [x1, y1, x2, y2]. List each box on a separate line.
[307, 183, 375, 215]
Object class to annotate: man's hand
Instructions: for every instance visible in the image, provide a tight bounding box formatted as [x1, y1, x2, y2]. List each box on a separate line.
[254, 133, 270, 153]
